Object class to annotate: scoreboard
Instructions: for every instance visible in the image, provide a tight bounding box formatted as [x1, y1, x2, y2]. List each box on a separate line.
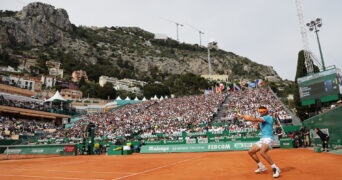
[298, 68, 342, 106]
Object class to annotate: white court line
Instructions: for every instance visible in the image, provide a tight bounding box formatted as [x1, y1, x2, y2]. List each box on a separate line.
[0, 174, 104, 180]
[47, 169, 135, 175]
[112, 156, 203, 180]
[1, 168, 134, 175]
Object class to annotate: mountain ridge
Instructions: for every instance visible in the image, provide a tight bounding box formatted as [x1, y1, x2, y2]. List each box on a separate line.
[0, 2, 282, 83]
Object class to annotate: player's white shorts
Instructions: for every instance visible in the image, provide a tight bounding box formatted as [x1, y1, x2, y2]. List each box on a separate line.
[255, 138, 274, 148]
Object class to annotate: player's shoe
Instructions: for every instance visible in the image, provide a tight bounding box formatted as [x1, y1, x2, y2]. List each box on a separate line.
[255, 166, 267, 173]
[272, 167, 281, 178]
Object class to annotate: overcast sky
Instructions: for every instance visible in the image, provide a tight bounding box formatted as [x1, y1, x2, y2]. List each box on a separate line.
[2, 0, 342, 80]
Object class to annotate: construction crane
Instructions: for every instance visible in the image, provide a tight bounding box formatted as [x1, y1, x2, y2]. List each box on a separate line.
[295, 0, 322, 74]
[187, 24, 204, 46]
[161, 18, 183, 41]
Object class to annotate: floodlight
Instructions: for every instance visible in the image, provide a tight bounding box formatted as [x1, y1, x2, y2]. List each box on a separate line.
[306, 17, 326, 71]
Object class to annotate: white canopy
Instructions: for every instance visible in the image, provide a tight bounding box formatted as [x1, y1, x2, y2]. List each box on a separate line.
[45, 90, 66, 102]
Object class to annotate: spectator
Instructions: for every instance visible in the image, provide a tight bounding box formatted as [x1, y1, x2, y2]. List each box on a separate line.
[314, 128, 329, 152]
[300, 126, 310, 148]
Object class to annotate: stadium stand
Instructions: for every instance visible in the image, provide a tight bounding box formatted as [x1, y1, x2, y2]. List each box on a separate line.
[1, 85, 306, 156]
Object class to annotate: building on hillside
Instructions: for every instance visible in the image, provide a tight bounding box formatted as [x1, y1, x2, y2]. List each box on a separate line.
[60, 89, 83, 99]
[0, 66, 19, 73]
[49, 67, 64, 78]
[99, 76, 118, 87]
[56, 80, 79, 90]
[41, 75, 57, 88]
[265, 76, 280, 82]
[0, 75, 10, 85]
[114, 84, 141, 93]
[71, 70, 88, 83]
[119, 78, 147, 87]
[33, 79, 43, 92]
[16, 56, 37, 73]
[99, 76, 146, 93]
[201, 74, 228, 82]
[154, 33, 168, 40]
[46, 60, 61, 69]
[46, 60, 64, 78]
[208, 41, 219, 50]
[9, 75, 42, 92]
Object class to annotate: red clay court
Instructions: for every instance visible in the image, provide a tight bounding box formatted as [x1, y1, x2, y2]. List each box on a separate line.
[0, 148, 341, 180]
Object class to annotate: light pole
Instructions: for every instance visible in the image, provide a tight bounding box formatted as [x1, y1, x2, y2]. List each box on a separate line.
[175, 22, 183, 41]
[207, 42, 213, 81]
[306, 18, 326, 71]
[207, 41, 217, 81]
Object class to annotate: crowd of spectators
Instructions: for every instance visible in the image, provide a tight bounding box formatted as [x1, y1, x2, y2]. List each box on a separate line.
[0, 116, 57, 140]
[1, 87, 296, 143]
[224, 87, 292, 125]
[0, 92, 45, 111]
[53, 93, 228, 142]
[0, 92, 75, 115]
[0, 92, 63, 141]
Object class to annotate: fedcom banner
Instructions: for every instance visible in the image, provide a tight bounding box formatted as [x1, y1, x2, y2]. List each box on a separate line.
[4, 145, 74, 154]
[140, 141, 256, 153]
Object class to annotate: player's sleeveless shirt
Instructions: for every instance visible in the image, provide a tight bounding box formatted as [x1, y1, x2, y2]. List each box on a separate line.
[260, 115, 274, 139]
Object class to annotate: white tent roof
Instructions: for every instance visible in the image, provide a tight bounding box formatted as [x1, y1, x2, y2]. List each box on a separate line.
[115, 96, 122, 100]
[125, 96, 131, 100]
[45, 90, 66, 102]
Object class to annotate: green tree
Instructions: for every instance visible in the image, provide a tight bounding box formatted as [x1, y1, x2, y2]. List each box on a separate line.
[164, 73, 209, 96]
[79, 77, 87, 87]
[97, 82, 116, 99]
[293, 50, 320, 121]
[143, 83, 171, 99]
[79, 79, 94, 98]
[0, 51, 19, 68]
[269, 82, 278, 94]
[37, 53, 49, 75]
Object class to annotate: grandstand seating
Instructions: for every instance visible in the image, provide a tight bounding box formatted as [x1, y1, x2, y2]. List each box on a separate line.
[1, 87, 296, 145]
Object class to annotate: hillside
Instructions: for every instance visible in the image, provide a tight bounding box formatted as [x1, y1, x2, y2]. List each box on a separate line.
[0, 2, 281, 83]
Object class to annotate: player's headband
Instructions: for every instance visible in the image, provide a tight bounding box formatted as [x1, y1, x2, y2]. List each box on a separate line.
[258, 108, 268, 113]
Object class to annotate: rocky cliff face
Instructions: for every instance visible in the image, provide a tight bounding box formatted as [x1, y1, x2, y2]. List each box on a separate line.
[0, 2, 281, 82]
[0, 2, 72, 47]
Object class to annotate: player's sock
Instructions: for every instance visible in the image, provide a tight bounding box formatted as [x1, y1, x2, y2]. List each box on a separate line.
[271, 164, 277, 168]
[257, 162, 264, 167]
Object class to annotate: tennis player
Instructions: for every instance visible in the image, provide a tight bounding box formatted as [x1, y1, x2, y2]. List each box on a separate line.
[240, 106, 281, 178]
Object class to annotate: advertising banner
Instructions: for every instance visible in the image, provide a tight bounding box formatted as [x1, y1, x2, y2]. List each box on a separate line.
[64, 145, 75, 152]
[4, 144, 67, 154]
[140, 141, 257, 153]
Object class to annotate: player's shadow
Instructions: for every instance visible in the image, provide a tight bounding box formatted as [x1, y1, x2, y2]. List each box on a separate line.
[279, 166, 296, 173]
